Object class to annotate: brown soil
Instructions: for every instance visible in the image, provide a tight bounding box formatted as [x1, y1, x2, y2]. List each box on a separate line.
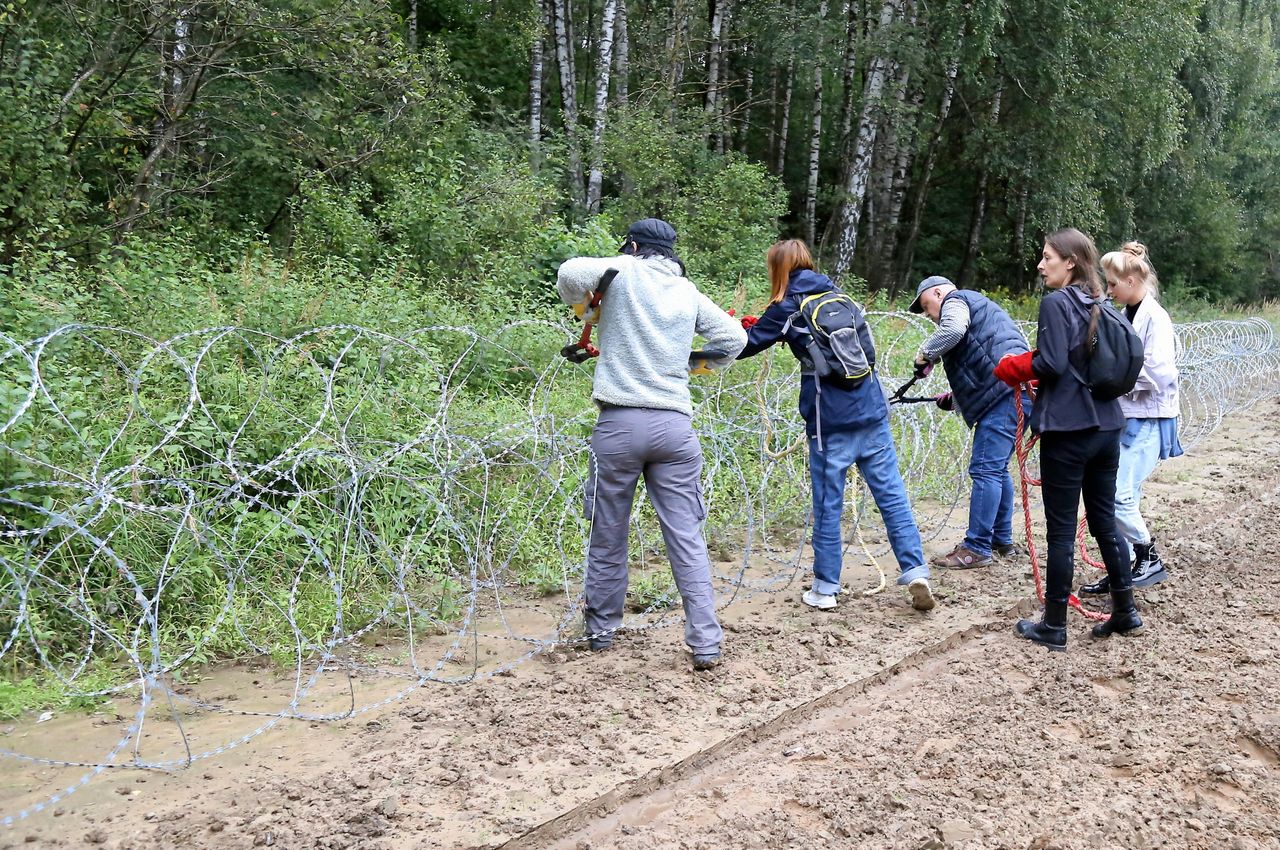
[5, 404, 1280, 850]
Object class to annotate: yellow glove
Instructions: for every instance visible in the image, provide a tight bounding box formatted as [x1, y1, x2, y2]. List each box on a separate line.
[573, 296, 601, 324]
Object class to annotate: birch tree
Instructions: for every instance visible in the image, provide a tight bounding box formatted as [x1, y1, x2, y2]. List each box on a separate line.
[551, 0, 585, 208]
[587, 0, 618, 213]
[705, 0, 727, 148]
[529, 0, 547, 161]
[832, 0, 903, 282]
[614, 0, 629, 104]
[804, 0, 829, 245]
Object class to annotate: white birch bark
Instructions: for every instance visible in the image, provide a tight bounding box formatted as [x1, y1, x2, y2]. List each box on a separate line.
[804, 0, 829, 245]
[738, 58, 754, 154]
[832, 0, 903, 282]
[407, 0, 417, 49]
[614, 0, 629, 104]
[705, 0, 726, 148]
[552, 0, 585, 208]
[530, 0, 546, 156]
[586, 0, 617, 213]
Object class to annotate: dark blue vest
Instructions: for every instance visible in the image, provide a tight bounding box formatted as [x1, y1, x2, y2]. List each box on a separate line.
[941, 290, 1029, 427]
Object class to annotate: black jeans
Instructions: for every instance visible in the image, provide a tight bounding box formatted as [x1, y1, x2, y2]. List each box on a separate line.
[1038, 428, 1132, 603]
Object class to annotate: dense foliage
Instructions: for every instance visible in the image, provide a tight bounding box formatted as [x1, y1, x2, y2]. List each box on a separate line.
[2, 0, 1279, 696]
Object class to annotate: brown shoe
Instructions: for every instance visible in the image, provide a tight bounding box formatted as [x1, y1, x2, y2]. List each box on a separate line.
[930, 544, 993, 569]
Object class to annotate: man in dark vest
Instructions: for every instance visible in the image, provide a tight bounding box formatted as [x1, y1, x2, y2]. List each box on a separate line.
[910, 276, 1032, 569]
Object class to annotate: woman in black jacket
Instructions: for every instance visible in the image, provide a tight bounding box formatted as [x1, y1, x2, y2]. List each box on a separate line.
[992, 228, 1143, 650]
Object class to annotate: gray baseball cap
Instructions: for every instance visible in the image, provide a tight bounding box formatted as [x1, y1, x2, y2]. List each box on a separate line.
[909, 275, 955, 313]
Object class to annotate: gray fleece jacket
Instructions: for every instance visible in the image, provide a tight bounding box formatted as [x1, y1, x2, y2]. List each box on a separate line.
[557, 254, 747, 415]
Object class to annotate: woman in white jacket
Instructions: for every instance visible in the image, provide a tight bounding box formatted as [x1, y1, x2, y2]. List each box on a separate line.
[1082, 242, 1183, 595]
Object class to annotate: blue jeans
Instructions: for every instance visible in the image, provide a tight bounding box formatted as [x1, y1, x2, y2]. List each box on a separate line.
[1114, 419, 1161, 560]
[808, 420, 929, 595]
[963, 392, 1029, 557]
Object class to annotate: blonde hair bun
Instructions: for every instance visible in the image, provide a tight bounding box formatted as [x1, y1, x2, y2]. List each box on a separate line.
[1122, 241, 1148, 260]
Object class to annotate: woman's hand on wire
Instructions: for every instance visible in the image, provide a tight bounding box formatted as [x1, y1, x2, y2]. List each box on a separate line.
[994, 350, 1036, 387]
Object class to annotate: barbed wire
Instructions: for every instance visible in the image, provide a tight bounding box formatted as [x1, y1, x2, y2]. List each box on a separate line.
[1, 314, 1278, 824]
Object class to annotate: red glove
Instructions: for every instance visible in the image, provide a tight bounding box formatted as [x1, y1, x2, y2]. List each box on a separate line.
[741, 315, 759, 330]
[993, 350, 1036, 387]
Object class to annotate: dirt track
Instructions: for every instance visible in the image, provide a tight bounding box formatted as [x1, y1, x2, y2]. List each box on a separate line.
[6, 403, 1280, 850]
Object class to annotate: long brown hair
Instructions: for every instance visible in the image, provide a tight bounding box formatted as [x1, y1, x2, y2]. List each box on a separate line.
[766, 239, 815, 304]
[1045, 228, 1102, 298]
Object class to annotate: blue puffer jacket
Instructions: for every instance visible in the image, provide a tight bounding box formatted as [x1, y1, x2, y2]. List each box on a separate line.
[737, 269, 887, 437]
[940, 290, 1029, 427]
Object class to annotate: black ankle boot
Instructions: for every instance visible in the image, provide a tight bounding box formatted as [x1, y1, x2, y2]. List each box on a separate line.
[1079, 573, 1110, 595]
[1131, 540, 1168, 588]
[1016, 600, 1068, 651]
[1091, 589, 1145, 638]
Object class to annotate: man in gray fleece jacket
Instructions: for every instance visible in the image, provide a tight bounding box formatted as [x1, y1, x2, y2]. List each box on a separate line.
[557, 218, 746, 670]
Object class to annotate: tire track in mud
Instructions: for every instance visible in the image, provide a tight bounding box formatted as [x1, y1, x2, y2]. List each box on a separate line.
[499, 605, 1033, 849]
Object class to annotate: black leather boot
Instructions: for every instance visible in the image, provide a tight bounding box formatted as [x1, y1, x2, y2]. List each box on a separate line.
[1079, 573, 1110, 595]
[1091, 588, 1145, 638]
[1130, 540, 1168, 588]
[1015, 600, 1068, 651]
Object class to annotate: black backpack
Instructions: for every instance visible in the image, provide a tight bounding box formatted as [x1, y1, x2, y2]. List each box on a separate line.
[789, 289, 873, 388]
[1072, 300, 1144, 401]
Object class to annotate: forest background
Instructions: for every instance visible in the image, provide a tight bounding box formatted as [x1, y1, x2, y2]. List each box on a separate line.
[4, 0, 1280, 340]
[2, 0, 1280, 706]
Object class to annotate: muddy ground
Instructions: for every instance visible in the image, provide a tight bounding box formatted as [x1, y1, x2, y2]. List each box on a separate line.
[4, 403, 1280, 850]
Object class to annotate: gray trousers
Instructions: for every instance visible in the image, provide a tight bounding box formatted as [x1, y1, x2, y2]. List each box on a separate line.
[584, 406, 723, 653]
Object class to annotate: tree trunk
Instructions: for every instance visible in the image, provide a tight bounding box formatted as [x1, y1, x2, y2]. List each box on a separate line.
[667, 0, 689, 103]
[529, 0, 546, 161]
[957, 78, 1003, 289]
[1010, 182, 1030, 289]
[614, 0, 629, 104]
[738, 54, 754, 154]
[882, 85, 919, 298]
[804, 0, 829, 245]
[773, 30, 798, 175]
[551, 0, 585, 209]
[407, 0, 418, 49]
[838, 0, 859, 166]
[705, 0, 726, 148]
[831, 0, 902, 282]
[716, 1, 735, 155]
[897, 54, 958, 291]
[586, 0, 618, 213]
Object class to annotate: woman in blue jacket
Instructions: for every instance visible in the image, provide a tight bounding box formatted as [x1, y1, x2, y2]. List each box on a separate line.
[737, 239, 935, 613]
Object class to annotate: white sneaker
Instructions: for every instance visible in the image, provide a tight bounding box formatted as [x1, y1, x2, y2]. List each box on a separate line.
[802, 589, 838, 610]
[908, 578, 936, 612]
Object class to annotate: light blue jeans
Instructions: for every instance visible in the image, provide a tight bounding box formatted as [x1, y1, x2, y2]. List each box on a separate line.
[1114, 418, 1161, 560]
[808, 420, 929, 596]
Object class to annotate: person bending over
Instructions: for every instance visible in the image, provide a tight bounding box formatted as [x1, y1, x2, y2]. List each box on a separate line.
[557, 218, 747, 671]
